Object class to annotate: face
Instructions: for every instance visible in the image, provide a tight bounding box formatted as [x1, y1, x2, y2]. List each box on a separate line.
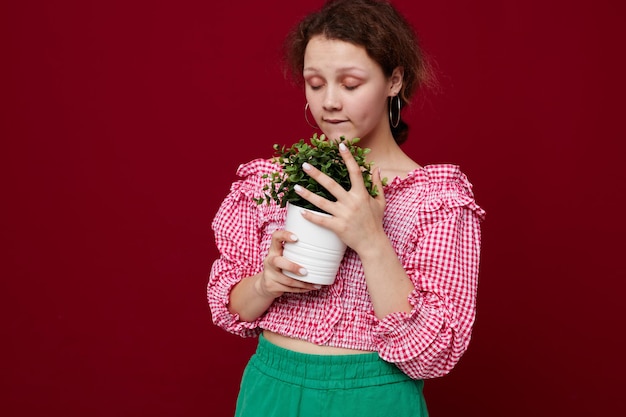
[303, 35, 402, 144]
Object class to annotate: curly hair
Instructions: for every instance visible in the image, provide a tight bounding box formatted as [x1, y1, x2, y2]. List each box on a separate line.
[284, 0, 434, 144]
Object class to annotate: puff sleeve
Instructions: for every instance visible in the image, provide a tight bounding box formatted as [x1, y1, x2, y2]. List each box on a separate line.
[207, 159, 278, 337]
[371, 170, 485, 379]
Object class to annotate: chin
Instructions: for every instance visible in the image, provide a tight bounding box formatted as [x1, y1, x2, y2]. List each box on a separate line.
[321, 127, 357, 141]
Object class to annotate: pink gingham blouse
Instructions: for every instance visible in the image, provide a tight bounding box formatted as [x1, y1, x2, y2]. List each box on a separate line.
[208, 159, 485, 380]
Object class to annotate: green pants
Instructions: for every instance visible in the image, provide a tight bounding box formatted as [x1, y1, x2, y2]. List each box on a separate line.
[235, 334, 428, 417]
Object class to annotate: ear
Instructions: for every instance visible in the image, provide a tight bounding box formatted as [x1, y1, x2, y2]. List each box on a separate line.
[389, 66, 404, 96]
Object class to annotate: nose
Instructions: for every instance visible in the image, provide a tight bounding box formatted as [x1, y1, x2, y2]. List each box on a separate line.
[322, 86, 341, 111]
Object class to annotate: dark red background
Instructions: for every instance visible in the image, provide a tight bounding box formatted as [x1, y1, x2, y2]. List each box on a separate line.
[2, 0, 624, 415]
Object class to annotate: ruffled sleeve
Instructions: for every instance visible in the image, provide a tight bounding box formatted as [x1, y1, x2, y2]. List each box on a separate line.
[371, 166, 486, 379]
[207, 159, 279, 337]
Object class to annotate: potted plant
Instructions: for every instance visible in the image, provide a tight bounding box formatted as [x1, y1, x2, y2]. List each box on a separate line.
[255, 133, 384, 285]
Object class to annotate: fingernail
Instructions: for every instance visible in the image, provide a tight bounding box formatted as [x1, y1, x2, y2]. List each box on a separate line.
[339, 142, 348, 152]
[302, 162, 312, 171]
[313, 285, 322, 289]
[294, 184, 303, 193]
[290, 234, 298, 241]
[299, 267, 308, 276]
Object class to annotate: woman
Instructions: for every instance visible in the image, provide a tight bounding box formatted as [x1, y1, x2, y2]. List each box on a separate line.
[208, 1, 485, 415]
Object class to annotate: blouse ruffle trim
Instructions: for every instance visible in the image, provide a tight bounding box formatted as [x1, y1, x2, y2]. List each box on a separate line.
[368, 288, 451, 365]
[208, 265, 262, 337]
[236, 159, 486, 220]
[385, 164, 485, 220]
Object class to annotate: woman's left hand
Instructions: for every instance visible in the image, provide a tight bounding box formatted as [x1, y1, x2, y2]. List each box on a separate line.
[294, 142, 387, 254]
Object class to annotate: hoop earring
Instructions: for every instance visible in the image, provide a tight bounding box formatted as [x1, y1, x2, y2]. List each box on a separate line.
[389, 95, 402, 128]
[304, 103, 319, 129]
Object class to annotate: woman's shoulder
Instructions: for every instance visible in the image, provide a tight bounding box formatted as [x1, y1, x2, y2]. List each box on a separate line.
[219, 158, 280, 203]
[419, 164, 474, 190]
[387, 163, 471, 189]
[214, 159, 285, 225]
[236, 158, 280, 178]
[388, 164, 485, 218]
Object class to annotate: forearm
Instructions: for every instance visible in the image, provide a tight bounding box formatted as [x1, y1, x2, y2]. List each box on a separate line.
[357, 232, 415, 320]
[228, 273, 276, 322]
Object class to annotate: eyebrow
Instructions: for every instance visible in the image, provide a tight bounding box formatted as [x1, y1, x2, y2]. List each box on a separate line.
[303, 66, 368, 76]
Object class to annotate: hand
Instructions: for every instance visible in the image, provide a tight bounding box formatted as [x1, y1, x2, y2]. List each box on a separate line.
[255, 230, 322, 299]
[294, 142, 387, 254]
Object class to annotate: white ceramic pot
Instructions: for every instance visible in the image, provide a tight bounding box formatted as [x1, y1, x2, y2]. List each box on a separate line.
[282, 203, 347, 286]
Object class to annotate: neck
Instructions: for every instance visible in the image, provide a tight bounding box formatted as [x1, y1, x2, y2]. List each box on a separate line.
[361, 133, 420, 180]
[362, 134, 402, 166]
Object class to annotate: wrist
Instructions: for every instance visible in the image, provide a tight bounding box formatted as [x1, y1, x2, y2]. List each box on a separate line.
[253, 273, 281, 300]
[354, 231, 392, 260]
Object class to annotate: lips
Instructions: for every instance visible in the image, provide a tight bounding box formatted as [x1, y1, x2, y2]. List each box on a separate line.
[323, 119, 347, 124]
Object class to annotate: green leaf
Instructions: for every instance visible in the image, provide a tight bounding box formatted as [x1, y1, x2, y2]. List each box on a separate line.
[254, 132, 379, 210]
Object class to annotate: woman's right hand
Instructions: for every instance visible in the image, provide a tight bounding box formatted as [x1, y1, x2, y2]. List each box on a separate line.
[255, 230, 322, 299]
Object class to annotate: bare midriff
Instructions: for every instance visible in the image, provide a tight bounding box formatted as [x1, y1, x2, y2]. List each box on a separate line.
[263, 330, 373, 355]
